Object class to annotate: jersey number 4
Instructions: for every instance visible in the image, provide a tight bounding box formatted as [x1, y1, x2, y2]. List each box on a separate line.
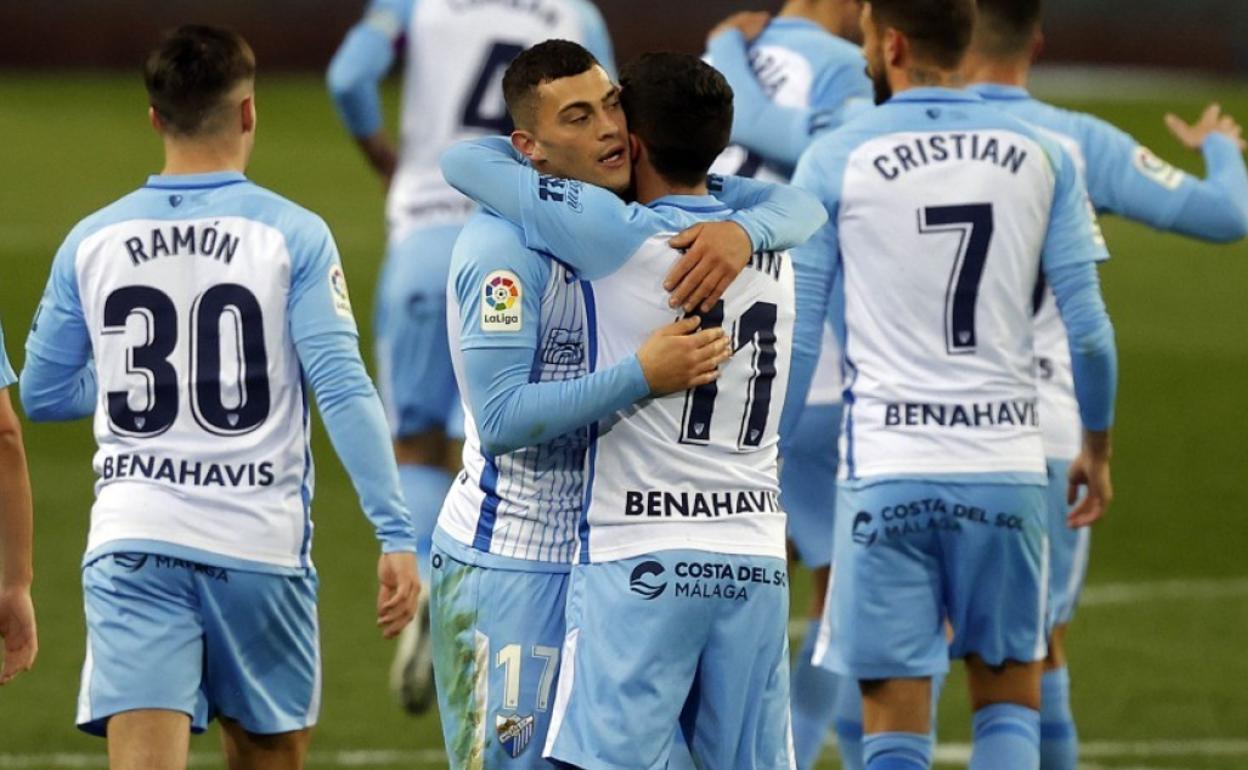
[102, 284, 269, 438]
[918, 203, 995, 355]
[461, 42, 526, 134]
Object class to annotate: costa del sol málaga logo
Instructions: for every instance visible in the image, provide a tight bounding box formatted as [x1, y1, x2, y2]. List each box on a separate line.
[485, 274, 519, 312]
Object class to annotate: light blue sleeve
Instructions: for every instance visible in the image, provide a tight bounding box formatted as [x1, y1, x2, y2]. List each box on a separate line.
[1081, 117, 1248, 242]
[286, 217, 360, 344]
[779, 144, 844, 447]
[708, 174, 829, 251]
[574, 0, 616, 79]
[440, 137, 652, 280]
[454, 221, 552, 353]
[296, 331, 417, 553]
[19, 351, 96, 421]
[0, 322, 15, 389]
[1040, 140, 1111, 273]
[326, 0, 414, 138]
[1046, 261, 1117, 432]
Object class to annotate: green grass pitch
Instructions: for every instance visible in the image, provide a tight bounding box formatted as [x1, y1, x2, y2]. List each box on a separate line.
[0, 72, 1245, 768]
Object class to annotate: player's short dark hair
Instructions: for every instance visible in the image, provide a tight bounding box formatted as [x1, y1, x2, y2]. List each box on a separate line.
[503, 39, 601, 130]
[144, 25, 256, 137]
[620, 53, 733, 188]
[974, 0, 1042, 57]
[869, 0, 977, 70]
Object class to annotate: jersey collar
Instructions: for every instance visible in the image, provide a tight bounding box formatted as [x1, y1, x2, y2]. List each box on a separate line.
[144, 171, 249, 190]
[767, 16, 824, 34]
[887, 87, 983, 105]
[646, 194, 732, 215]
[967, 82, 1032, 101]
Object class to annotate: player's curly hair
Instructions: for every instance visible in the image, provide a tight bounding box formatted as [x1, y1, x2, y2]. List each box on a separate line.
[869, 0, 977, 70]
[144, 25, 256, 137]
[503, 39, 601, 130]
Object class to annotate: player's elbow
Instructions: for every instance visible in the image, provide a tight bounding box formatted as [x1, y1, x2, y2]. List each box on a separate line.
[477, 426, 523, 457]
[1210, 205, 1248, 243]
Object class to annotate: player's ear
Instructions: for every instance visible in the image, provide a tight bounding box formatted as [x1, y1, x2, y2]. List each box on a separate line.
[884, 27, 905, 69]
[628, 134, 643, 169]
[511, 130, 543, 164]
[148, 106, 163, 135]
[240, 94, 256, 135]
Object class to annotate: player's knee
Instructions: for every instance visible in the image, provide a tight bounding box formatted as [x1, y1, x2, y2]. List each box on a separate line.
[1045, 624, 1069, 669]
[223, 725, 312, 770]
[965, 655, 1043, 711]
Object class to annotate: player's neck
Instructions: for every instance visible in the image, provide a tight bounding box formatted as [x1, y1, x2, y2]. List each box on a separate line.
[962, 54, 1031, 88]
[889, 64, 962, 95]
[778, 0, 843, 37]
[632, 165, 708, 206]
[160, 137, 248, 176]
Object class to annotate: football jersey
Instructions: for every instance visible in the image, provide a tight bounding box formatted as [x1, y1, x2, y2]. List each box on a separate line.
[790, 88, 1108, 480]
[26, 172, 359, 571]
[439, 213, 589, 565]
[384, 0, 613, 241]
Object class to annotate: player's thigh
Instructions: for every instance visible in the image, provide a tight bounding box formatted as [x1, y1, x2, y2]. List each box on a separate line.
[815, 481, 948, 681]
[781, 403, 841, 569]
[429, 544, 568, 769]
[941, 483, 1049, 667]
[687, 554, 792, 770]
[198, 568, 321, 736]
[78, 553, 209, 736]
[1045, 458, 1091, 628]
[545, 553, 714, 770]
[374, 225, 462, 439]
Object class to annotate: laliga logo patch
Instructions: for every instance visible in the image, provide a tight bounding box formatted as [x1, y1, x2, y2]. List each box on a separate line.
[1132, 146, 1184, 191]
[629, 560, 667, 600]
[328, 265, 354, 319]
[496, 713, 535, 758]
[481, 270, 522, 332]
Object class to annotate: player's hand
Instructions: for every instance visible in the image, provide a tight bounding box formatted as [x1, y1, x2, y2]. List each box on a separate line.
[0, 585, 37, 685]
[708, 11, 772, 44]
[638, 316, 732, 395]
[665, 222, 753, 313]
[376, 552, 420, 640]
[1164, 103, 1247, 152]
[1066, 432, 1113, 528]
[358, 132, 400, 187]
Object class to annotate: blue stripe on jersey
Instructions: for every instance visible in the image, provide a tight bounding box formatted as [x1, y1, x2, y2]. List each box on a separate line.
[577, 281, 600, 565]
[842, 355, 859, 481]
[472, 451, 502, 551]
[298, 378, 314, 569]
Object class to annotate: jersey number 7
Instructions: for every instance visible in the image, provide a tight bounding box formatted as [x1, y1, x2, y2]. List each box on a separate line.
[918, 203, 994, 356]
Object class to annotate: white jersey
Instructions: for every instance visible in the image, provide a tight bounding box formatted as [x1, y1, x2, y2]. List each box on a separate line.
[790, 90, 1108, 481]
[29, 173, 362, 571]
[387, 0, 612, 241]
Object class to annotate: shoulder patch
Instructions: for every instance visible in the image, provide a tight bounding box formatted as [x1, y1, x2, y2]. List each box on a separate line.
[481, 269, 523, 332]
[328, 264, 354, 319]
[1132, 146, 1185, 191]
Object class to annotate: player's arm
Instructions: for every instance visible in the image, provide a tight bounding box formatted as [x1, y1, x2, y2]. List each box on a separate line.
[1042, 145, 1118, 528]
[326, 0, 414, 182]
[1084, 106, 1248, 242]
[287, 219, 418, 638]
[20, 235, 97, 422]
[0, 332, 36, 686]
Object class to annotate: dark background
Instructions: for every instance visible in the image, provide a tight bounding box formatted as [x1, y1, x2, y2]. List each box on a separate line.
[3, 0, 1246, 72]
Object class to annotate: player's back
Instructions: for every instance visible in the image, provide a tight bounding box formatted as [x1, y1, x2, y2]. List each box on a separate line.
[62, 173, 339, 571]
[804, 90, 1072, 479]
[390, 0, 609, 236]
[581, 197, 794, 564]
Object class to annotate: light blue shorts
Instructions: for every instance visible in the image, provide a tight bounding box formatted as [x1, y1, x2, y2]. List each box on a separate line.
[545, 550, 793, 770]
[816, 480, 1049, 680]
[430, 534, 568, 769]
[1045, 459, 1091, 627]
[781, 403, 841, 568]
[78, 552, 319, 736]
[375, 224, 465, 440]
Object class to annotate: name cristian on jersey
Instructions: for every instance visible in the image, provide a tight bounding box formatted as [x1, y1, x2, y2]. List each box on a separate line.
[124, 223, 242, 266]
[100, 452, 276, 488]
[872, 132, 1031, 181]
[624, 489, 782, 518]
[883, 398, 1039, 429]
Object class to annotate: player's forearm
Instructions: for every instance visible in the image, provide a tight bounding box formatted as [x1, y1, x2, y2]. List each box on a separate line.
[440, 137, 529, 223]
[779, 242, 837, 445]
[326, 23, 396, 139]
[0, 414, 33, 588]
[18, 353, 96, 422]
[1169, 134, 1248, 242]
[297, 331, 417, 553]
[716, 176, 828, 252]
[1049, 261, 1118, 431]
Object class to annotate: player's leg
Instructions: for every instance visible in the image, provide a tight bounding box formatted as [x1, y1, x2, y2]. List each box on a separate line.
[943, 483, 1050, 770]
[376, 224, 464, 713]
[218, 718, 313, 770]
[198, 566, 320, 768]
[544, 552, 712, 770]
[1040, 459, 1089, 770]
[78, 554, 210, 768]
[781, 402, 842, 770]
[429, 541, 569, 768]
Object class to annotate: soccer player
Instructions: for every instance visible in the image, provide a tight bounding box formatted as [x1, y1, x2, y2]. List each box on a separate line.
[443, 52, 826, 768]
[433, 41, 825, 768]
[0, 321, 35, 686]
[21, 26, 419, 770]
[963, 2, 1248, 767]
[704, 6, 876, 767]
[785, 0, 1118, 768]
[326, 0, 614, 711]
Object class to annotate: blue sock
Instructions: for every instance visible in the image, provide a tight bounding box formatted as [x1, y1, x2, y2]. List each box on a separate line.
[792, 619, 840, 770]
[398, 463, 452, 581]
[1040, 667, 1078, 770]
[970, 703, 1040, 770]
[863, 732, 931, 770]
[834, 677, 865, 770]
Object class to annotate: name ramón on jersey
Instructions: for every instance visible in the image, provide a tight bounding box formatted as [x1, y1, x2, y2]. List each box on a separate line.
[123, 223, 242, 266]
[872, 132, 1031, 181]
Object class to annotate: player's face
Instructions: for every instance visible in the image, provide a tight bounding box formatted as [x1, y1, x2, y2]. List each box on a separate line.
[861, 3, 892, 104]
[522, 65, 631, 194]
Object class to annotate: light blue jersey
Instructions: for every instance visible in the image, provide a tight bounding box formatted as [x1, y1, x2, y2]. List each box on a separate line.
[0, 321, 16, 389]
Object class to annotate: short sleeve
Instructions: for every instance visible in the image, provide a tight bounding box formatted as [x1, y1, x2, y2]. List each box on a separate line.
[26, 231, 91, 367]
[1041, 138, 1111, 274]
[453, 217, 550, 352]
[287, 216, 360, 344]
